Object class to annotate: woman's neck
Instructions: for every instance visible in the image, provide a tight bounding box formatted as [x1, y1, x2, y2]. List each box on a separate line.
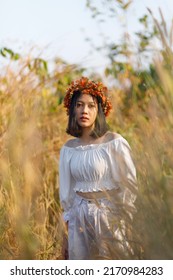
[77, 130, 110, 146]
[78, 127, 95, 144]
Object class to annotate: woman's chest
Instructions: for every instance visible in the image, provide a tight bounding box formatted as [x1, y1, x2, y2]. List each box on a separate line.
[69, 150, 110, 180]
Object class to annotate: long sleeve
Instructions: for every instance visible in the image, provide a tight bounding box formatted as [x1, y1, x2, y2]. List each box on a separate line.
[109, 137, 137, 214]
[59, 147, 75, 222]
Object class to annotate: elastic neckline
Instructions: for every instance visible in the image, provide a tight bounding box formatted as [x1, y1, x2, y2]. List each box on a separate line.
[63, 136, 123, 150]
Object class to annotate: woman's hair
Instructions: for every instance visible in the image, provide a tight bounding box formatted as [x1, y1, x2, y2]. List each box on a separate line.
[64, 76, 112, 117]
[66, 90, 109, 138]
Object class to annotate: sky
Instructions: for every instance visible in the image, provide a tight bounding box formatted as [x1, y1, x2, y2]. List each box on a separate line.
[0, 0, 173, 75]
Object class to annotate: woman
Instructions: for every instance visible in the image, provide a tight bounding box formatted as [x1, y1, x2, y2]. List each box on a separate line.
[59, 77, 137, 260]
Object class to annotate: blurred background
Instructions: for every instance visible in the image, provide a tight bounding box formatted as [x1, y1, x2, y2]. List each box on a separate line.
[0, 0, 173, 259]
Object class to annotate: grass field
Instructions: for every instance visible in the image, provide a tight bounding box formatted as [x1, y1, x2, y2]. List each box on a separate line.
[0, 43, 173, 259]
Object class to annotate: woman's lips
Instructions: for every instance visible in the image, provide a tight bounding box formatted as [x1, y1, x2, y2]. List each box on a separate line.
[80, 117, 89, 121]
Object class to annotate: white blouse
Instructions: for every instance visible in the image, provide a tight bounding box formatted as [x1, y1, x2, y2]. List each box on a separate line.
[59, 136, 137, 221]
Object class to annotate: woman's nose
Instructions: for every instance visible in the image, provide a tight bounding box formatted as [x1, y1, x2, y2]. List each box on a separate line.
[82, 105, 88, 113]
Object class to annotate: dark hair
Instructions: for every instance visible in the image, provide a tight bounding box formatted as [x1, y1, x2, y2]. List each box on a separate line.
[66, 90, 109, 138]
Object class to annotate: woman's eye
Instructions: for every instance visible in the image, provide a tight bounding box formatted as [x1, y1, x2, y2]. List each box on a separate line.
[76, 103, 96, 108]
[89, 104, 96, 108]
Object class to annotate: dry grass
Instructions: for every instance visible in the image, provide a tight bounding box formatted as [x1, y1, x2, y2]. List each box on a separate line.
[0, 58, 68, 259]
[0, 37, 173, 259]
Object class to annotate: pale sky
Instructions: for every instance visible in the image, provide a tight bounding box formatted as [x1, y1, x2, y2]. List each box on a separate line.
[0, 0, 172, 74]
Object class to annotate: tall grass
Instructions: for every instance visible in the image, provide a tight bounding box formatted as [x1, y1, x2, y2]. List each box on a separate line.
[0, 58, 68, 259]
[0, 20, 173, 259]
[132, 62, 173, 259]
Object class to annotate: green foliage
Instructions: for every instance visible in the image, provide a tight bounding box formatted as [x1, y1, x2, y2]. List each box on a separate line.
[0, 47, 20, 60]
[28, 58, 49, 80]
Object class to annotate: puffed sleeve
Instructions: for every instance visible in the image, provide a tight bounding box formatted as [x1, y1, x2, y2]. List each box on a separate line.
[59, 146, 76, 222]
[110, 137, 137, 214]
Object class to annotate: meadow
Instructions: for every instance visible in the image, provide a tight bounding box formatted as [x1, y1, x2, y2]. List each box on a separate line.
[0, 14, 173, 259]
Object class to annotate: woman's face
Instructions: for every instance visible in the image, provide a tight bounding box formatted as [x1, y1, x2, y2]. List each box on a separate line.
[75, 93, 98, 129]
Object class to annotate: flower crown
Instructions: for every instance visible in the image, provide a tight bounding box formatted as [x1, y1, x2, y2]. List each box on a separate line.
[64, 77, 112, 117]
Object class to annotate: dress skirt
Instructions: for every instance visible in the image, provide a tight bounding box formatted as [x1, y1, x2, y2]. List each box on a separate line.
[68, 194, 129, 260]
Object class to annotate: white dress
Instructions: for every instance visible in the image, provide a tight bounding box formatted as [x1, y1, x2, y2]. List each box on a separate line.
[59, 136, 137, 259]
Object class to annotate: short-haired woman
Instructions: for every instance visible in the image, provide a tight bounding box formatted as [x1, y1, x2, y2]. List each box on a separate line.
[59, 77, 137, 260]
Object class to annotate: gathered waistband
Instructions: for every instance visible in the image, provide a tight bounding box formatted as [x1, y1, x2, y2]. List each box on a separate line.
[76, 187, 121, 200]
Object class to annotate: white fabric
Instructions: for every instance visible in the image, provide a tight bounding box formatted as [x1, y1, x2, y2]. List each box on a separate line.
[68, 194, 129, 260]
[59, 136, 137, 222]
